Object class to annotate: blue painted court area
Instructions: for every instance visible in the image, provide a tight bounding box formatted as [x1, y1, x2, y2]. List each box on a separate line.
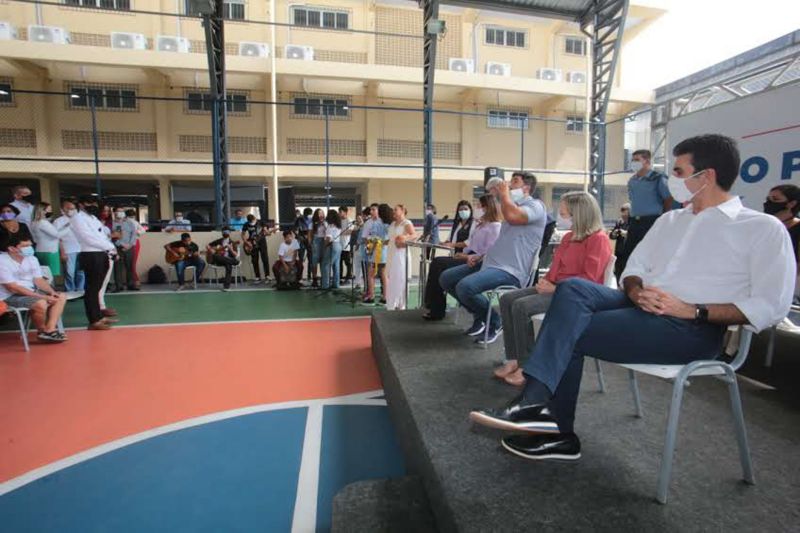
[0, 405, 405, 532]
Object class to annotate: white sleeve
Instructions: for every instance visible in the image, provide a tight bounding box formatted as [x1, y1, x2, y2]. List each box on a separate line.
[71, 215, 114, 251]
[37, 221, 60, 240]
[620, 215, 665, 285]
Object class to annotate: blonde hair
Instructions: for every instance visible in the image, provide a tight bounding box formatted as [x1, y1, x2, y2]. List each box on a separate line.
[33, 202, 51, 222]
[479, 194, 502, 223]
[561, 191, 603, 241]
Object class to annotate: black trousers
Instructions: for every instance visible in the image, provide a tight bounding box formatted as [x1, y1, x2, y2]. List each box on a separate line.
[250, 244, 269, 279]
[340, 250, 353, 279]
[618, 215, 659, 275]
[211, 255, 239, 288]
[114, 247, 136, 290]
[424, 256, 466, 318]
[79, 251, 111, 324]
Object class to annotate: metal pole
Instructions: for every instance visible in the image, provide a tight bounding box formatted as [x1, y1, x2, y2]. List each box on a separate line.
[211, 100, 223, 227]
[422, 0, 440, 213]
[325, 106, 331, 210]
[89, 98, 102, 200]
[519, 118, 525, 171]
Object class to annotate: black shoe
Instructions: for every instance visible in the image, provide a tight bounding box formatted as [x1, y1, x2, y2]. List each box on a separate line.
[469, 395, 560, 433]
[422, 313, 444, 321]
[465, 321, 486, 336]
[501, 433, 581, 461]
[476, 325, 503, 345]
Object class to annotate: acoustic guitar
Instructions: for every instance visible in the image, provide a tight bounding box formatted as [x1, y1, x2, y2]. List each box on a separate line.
[206, 240, 240, 263]
[165, 246, 188, 265]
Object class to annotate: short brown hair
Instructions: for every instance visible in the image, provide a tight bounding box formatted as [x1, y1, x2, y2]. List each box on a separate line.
[632, 149, 651, 160]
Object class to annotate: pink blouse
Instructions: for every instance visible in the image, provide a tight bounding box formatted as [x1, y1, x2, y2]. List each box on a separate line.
[545, 230, 612, 284]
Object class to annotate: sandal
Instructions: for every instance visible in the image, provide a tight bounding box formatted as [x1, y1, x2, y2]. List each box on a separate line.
[493, 360, 519, 380]
[504, 368, 527, 387]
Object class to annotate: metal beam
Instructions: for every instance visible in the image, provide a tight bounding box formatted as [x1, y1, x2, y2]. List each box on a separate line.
[581, 0, 628, 211]
[202, 0, 230, 228]
[421, 0, 440, 211]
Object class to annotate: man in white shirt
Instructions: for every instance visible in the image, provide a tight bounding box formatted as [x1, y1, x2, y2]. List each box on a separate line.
[471, 134, 796, 461]
[0, 236, 67, 343]
[9, 185, 34, 226]
[71, 196, 117, 330]
[164, 211, 192, 233]
[273, 230, 302, 283]
[53, 199, 85, 292]
[338, 206, 354, 283]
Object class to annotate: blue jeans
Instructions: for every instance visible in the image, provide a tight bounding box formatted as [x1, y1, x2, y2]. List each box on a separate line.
[322, 241, 342, 289]
[440, 264, 519, 329]
[175, 257, 206, 285]
[64, 252, 85, 292]
[524, 278, 725, 433]
[311, 237, 325, 279]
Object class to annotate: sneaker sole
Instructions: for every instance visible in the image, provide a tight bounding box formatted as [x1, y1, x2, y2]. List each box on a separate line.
[466, 325, 486, 337]
[476, 331, 502, 345]
[468, 411, 560, 434]
[500, 439, 581, 461]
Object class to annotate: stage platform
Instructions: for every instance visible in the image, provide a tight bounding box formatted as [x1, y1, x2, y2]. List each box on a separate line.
[354, 310, 800, 532]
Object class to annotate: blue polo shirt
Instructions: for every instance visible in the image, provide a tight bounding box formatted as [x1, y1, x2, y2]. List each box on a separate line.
[627, 170, 670, 217]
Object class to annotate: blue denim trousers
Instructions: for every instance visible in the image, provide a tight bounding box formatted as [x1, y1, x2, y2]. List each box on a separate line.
[322, 241, 342, 289]
[524, 278, 725, 433]
[64, 252, 85, 292]
[439, 264, 519, 329]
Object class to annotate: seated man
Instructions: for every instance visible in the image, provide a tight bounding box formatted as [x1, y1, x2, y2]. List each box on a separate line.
[206, 228, 240, 291]
[273, 230, 302, 283]
[164, 211, 192, 233]
[165, 232, 205, 291]
[439, 171, 546, 343]
[470, 134, 796, 461]
[0, 236, 68, 343]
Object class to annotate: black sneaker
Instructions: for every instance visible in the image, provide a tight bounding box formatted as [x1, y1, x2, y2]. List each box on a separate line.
[476, 326, 503, 345]
[501, 433, 581, 461]
[37, 331, 65, 343]
[465, 321, 486, 336]
[469, 395, 560, 433]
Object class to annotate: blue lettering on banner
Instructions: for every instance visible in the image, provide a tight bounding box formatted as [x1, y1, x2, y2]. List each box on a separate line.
[782, 150, 800, 180]
[740, 156, 769, 183]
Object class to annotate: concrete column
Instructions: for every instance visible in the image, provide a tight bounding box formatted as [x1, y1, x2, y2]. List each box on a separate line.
[365, 179, 381, 205]
[365, 81, 380, 162]
[153, 86, 170, 160]
[158, 176, 172, 220]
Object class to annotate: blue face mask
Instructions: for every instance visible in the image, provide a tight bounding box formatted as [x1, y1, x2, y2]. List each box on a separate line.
[20, 246, 35, 257]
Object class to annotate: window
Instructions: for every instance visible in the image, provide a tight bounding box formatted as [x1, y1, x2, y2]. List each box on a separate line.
[485, 27, 526, 48]
[185, 0, 245, 20]
[0, 82, 13, 105]
[565, 37, 586, 56]
[487, 109, 529, 130]
[292, 96, 349, 119]
[69, 85, 137, 111]
[565, 115, 585, 133]
[186, 91, 249, 114]
[64, 0, 131, 10]
[292, 6, 349, 29]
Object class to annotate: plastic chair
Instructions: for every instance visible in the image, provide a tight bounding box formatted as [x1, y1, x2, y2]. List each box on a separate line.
[209, 263, 242, 288]
[764, 304, 800, 367]
[618, 327, 755, 503]
[5, 305, 31, 352]
[167, 265, 197, 289]
[480, 249, 541, 349]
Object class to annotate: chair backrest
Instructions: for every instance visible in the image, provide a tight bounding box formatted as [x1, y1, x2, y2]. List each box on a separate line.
[524, 247, 542, 287]
[729, 327, 754, 371]
[603, 255, 617, 289]
[40, 265, 54, 283]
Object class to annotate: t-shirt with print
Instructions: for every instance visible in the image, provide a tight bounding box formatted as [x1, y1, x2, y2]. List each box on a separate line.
[0, 253, 42, 300]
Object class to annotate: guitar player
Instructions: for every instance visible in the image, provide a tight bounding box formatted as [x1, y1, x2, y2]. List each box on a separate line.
[164, 232, 205, 291]
[241, 214, 278, 284]
[206, 228, 240, 291]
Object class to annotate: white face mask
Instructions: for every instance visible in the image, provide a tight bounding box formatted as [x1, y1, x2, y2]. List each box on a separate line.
[458, 209, 470, 220]
[425, 209, 433, 216]
[556, 216, 573, 231]
[474, 208, 485, 219]
[176, 216, 184, 222]
[630, 160, 644, 173]
[509, 188, 526, 204]
[668, 169, 706, 204]
[65, 208, 77, 218]
[115, 212, 125, 219]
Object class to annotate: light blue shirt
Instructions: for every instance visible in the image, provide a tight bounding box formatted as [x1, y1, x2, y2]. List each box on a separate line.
[361, 218, 389, 264]
[627, 170, 670, 217]
[481, 196, 547, 287]
[229, 216, 247, 230]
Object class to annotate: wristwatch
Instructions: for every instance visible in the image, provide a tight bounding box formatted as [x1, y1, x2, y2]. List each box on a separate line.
[694, 304, 709, 324]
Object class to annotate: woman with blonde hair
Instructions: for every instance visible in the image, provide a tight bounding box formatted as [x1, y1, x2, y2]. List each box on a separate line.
[30, 201, 67, 277]
[492, 191, 612, 385]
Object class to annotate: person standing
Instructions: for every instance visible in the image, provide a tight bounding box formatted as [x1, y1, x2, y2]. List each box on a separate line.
[309, 208, 326, 288]
[619, 149, 672, 273]
[10, 185, 35, 226]
[294, 208, 313, 281]
[321, 209, 343, 290]
[421, 204, 440, 260]
[385, 204, 417, 310]
[112, 207, 139, 291]
[53, 199, 85, 292]
[30, 202, 67, 278]
[609, 203, 630, 280]
[71, 196, 117, 330]
[229, 209, 247, 231]
[338, 206, 353, 283]
[241, 214, 271, 284]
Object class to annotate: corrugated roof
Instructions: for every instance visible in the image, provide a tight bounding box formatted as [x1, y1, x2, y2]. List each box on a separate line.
[441, 0, 593, 21]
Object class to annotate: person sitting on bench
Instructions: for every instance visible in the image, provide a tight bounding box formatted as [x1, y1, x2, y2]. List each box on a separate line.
[470, 134, 796, 461]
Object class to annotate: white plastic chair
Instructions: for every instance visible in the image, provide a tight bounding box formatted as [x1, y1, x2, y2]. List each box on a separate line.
[209, 263, 242, 288]
[5, 305, 31, 352]
[764, 304, 800, 367]
[168, 265, 197, 289]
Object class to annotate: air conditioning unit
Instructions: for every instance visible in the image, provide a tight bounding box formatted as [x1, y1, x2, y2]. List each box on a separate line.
[448, 58, 474, 73]
[111, 32, 147, 50]
[537, 68, 562, 82]
[27, 25, 70, 44]
[156, 35, 190, 53]
[486, 62, 511, 77]
[0, 22, 18, 41]
[239, 42, 270, 58]
[567, 71, 586, 84]
[285, 45, 314, 60]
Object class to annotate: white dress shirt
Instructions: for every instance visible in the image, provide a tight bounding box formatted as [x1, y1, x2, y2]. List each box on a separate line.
[10, 199, 34, 225]
[53, 216, 81, 254]
[622, 196, 796, 332]
[69, 211, 115, 253]
[31, 219, 67, 254]
[0, 253, 42, 300]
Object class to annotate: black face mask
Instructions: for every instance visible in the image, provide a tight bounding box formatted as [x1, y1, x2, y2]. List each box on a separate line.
[85, 205, 100, 217]
[764, 200, 788, 216]
[44, 212, 53, 218]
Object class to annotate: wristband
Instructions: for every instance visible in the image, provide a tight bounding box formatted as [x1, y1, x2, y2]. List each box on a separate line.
[694, 304, 709, 324]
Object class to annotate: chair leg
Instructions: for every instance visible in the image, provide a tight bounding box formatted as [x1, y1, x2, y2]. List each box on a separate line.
[725, 368, 755, 485]
[594, 358, 606, 393]
[13, 309, 30, 352]
[629, 370, 642, 417]
[483, 292, 493, 350]
[656, 376, 687, 504]
[765, 325, 777, 368]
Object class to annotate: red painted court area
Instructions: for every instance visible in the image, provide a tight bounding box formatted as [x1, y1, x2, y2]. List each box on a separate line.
[0, 317, 378, 483]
